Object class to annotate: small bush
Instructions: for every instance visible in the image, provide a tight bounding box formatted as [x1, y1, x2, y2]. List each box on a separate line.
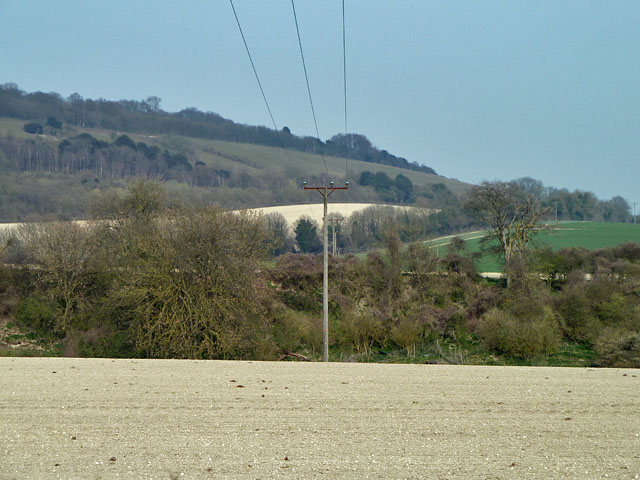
[23, 122, 43, 134]
[282, 289, 321, 313]
[46, 116, 62, 129]
[74, 330, 136, 358]
[594, 329, 640, 368]
[272, 310, 321, 354]
[16, 297, 57, 337]
[391, 315, 422, 358]
[478, 307, 561, 359]
[336, 311, 383, 357]
[555, 288, 601, 342]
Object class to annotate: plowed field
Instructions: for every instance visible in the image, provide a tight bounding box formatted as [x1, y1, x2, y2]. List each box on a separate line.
[1, 359, 638, 479]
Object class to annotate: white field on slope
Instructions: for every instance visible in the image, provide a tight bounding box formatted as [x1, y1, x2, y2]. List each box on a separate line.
[0, 203, 432, 234]
[243, 203, 425, 228]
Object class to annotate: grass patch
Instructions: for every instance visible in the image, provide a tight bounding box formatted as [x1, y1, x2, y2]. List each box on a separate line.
[545, 343, 597, 367]
[0, 345, 62, 357]
[429, 222, 640, 272]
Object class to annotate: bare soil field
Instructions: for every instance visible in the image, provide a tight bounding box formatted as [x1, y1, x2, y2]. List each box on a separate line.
[244, 203, 425, 228]
[1, 359, 639, 479]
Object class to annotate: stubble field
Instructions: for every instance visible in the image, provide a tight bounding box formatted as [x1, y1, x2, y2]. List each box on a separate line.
[1, 358, 639, 479]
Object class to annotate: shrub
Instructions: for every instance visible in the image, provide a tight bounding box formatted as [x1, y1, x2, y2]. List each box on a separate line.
[46, 116, 62, 129]
[594, 329, 640, 368]
[336, 311, 383, 357]
[282, 289, 321, 313]
[65, 328, 136, 358]
[391, 315, 422, 358]
[272, 310, 321, 354]
[478, 307, 561, 359]
[16, 297, 57, 337]
[23, 122, 43, 134]
[554, 287, 601, 342]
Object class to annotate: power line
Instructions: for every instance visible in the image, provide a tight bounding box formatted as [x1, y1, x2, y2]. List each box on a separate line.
[229, 0, 296, 170]
[342, 0, 348, 180]
[229, 0, 278, 132]
[290, 0, 330, 178]
[342, 0, 350, 218]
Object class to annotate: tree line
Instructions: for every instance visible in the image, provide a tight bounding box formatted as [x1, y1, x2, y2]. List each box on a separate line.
[0, 82, 436, 174]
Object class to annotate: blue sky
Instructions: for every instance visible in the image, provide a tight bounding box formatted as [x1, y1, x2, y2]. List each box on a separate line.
[1, 1, 639, 203]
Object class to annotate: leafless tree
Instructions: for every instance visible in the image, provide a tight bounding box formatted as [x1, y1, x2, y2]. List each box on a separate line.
[465, 181, 549, 286]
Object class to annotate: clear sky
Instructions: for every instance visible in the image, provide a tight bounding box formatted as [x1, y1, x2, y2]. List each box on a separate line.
[1, 1, 639, 203]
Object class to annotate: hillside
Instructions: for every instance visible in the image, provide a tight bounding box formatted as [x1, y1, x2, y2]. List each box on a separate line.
[0, 84, 438, 175]
[0, 114, 469, 221]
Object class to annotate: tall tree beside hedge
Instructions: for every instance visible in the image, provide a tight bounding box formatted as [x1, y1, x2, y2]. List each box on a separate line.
[295, 217, 321, 253]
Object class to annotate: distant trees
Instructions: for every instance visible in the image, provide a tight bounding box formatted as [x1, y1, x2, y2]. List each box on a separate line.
[23, 122, 43, 134]
[0, 83, 438, 175]
[0, 84, 634, 226]
[512, 176, 632, 223]
[2, 131, 193, 180]
[327, 133, 436, 174]
[46, 116, 62, 129]
[394, 174, 414, 202]
[603, 196, 630, 223]
[358, 170, 415, 203]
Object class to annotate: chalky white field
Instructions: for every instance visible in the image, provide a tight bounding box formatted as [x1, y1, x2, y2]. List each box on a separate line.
[1, 359, 638, 479]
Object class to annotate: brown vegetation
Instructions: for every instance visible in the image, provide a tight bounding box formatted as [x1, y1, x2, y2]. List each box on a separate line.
[2, 181, 640, 367]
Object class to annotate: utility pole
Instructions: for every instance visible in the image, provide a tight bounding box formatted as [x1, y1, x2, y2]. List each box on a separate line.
[633, 202, 637, 225]
[303, 181, 349, 362]
[329, 215, 344, 257]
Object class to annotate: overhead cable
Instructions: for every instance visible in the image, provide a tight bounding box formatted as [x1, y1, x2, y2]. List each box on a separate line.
[290, 0, 330, 178]
[229, 0, 295, 168]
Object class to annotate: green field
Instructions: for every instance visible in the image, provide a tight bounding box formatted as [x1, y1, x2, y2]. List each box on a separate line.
[430, 222, 640, 272]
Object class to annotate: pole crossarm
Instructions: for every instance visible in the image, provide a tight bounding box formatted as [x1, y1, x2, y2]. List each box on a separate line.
[303, 185, 349, 196]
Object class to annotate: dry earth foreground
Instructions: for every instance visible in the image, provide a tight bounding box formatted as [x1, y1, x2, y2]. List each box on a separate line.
[1, 359, 639, 479]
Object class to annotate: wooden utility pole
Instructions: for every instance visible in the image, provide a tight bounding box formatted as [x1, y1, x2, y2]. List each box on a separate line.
[303, 181, 349, 362]
[329, 215, 344, 257]
[633, 202, 637, 225]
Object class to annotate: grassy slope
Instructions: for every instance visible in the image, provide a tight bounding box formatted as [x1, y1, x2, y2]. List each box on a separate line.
[0, 117, 470, 195]
[435, 221, 640, 272]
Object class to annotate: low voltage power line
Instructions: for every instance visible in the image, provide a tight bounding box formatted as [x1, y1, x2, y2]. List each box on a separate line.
[228, 0, 296, 169]
[290, 0, 330, 178]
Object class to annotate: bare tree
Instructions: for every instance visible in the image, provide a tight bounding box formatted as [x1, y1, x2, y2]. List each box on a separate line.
[465, 181, 549, 284]
[20, 222, 97, 333]
[264, 212, 292, 256]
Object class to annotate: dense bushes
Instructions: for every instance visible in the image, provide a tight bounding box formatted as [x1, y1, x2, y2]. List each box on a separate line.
[3, 182, 640, 366]
[478, 307, 561, 359]
[5, 181, 276, 359]
[15, 298, 57, 337]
